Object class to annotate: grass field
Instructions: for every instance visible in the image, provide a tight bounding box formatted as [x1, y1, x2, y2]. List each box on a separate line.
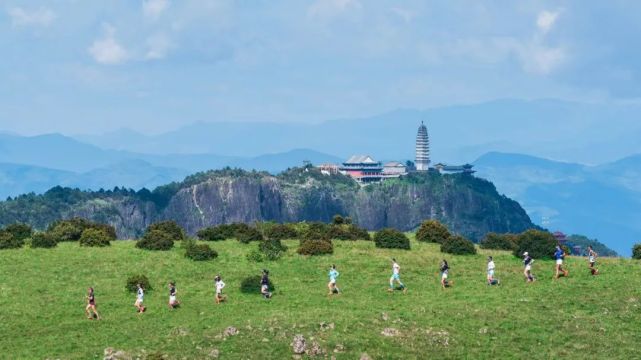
[1, 238, 640, 359]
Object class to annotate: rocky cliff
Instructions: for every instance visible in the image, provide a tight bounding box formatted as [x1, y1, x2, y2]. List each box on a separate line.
[0, 167, 535, 241]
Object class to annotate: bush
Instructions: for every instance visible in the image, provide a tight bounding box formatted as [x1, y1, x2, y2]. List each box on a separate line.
[513, 229, 558, 259]
[374, 228, 410, 250]
[197, 226, 227, 241]
[480, 233, 518, 251]
[136, 229, 174, 251]
[264, 223, 298, 240]
[125, 274, 152, 293]
[185, 243, 218, 261]
[327, 225, 353, 240]
[297, 239, 334, 256]
[3, 223, 33, 241]
[632, 244, 641, 260]
[90, 223, 117, 240]
[346, 224, 371, 240]
[0, 230, 23, 249]
[441, 235, 477, 255]
[79, 228, 112, 247]
[416, 220, 451, 244]
[332, 214, 345, 225]
[146, 221, 185, 241]
[259, 238, 287, 260]
[49, 222, 84, 242]
[240, 275, 275, 294]
[236, 226, 264, 243]
[302, 222, 330, 241]
[30, 232, 57, 248]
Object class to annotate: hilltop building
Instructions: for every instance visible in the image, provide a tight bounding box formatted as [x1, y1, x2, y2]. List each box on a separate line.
[382, 161, 407, 176]
[433, 163, 476, 174]
[318, 163, 339, 175]
[415, 122, 430, 171]
[339, 155, 384, 183]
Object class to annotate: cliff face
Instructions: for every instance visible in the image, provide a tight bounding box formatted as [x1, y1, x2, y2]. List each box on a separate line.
[0, 168, 535, 241]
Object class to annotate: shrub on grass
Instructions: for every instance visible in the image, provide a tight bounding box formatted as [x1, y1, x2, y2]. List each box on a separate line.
[347, 224, 371, 240]
[237, 226, 264, 243]
[146, 220, 185, 241]
[136, 229, 174, 251]
[480, 233, 518, 251]
[374, 228, 410, 250]
[259, 238, 287, 260]
[240, 275, 275, 294]
[632, 244, 641, 260]
[302, 222, 330, 241]
[30, 232, 57, 248]
[89, 223, 117, 240]
[197, 226, 227, 241]
[3, 223, 33, 241]
[264, 223, 298, 240]
[185, 243, 218, 261]
[49, 222, 84, 242]
[332, 214, 345, 225]
[441, 235, 477, 255]
[416, 220, 451, 244]
[0, 230, 23, 249]
[297, 239, 333, 256]
[513, 229, 558, 259]
[79, 228, 112, 247]
[125, 274, 152, 293]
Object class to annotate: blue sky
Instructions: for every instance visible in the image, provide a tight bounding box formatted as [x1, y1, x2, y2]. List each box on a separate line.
[1, 0, 640, 135]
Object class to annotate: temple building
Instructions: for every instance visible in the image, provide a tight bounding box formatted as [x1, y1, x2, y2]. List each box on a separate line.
[382, 161, 407, 176]
[433, 163, 476, 174]
[415, 121, 430, 171]
[339, 155, 384, 183]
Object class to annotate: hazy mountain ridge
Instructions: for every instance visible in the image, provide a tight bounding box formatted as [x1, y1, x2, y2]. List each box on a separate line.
[474, 152, 641, 255]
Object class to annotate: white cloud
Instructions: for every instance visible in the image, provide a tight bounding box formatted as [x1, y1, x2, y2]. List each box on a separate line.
[7, 7, 56, 27]
[88, 24, 128, 65]
[145, 34, 172, 60]
[308, 0, 361, 19]
[537, 10, 560, 34]
[143, 0, 170, 20]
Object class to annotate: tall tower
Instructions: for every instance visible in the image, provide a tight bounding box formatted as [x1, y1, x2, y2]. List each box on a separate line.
[415, 121, 430, 171]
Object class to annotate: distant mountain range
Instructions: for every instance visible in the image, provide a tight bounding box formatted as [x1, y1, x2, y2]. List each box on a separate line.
[75, 99, 641, 165]
[474, 152, 641, 256]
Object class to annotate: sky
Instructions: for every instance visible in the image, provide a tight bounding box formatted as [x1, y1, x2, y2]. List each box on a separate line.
[1, 0, 641, 135]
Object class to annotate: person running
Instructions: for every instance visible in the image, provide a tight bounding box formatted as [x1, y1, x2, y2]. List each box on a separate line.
[440, 259, 451, 289]
[135, 284, 146, 313]
[388, 258, 406, 293]
[523, 252, 535, 282]
[328, 264, 340, 295]
[168, 282, 180, 309]
[588, 246, 599, 275]
[261, 269, 272, 299]
[554, 245, 569, 279]
[487, 256, 499, 285]
[85, 287, 101, 320]
[214, 275, 226, 304]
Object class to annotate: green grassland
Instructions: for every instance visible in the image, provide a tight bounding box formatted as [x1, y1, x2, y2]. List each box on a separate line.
[1, 239, 640, 359]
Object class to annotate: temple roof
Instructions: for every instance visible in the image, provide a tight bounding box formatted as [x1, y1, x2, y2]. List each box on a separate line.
[384, 161, 405, 167]
[345, 155, 378, 164]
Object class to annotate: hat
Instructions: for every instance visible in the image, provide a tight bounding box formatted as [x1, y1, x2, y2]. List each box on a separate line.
[523, 252, 529, 256]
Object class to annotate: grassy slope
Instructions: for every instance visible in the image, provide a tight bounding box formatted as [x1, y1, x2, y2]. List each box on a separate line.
[1, 239, 640, 360]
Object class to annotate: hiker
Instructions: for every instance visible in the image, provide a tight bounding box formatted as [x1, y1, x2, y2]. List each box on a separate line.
[168, 282, 180, 309]
[388, 258, 406, 293]
[588, 246, 599, 275]
[261, 269, 272, 299]
[523, 252, 535, 282]
[328, 264, 340, 295]
[85, 287, 101, 320]
[440, 259, 451, 288]
[487, 256, 499, 285]
[215, 275, 226, 304]
[554, 246, 569, 279]
[135, 284, 146, 313]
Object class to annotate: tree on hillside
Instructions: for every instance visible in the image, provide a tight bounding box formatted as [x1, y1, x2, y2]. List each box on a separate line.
[513, 229, 557, 259]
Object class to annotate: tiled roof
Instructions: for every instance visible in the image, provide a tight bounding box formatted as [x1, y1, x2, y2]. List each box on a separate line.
[345, 155, 378, 164]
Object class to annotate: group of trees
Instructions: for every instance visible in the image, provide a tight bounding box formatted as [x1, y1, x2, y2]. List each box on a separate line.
[0, 218, 117, 250]
[2, 214, 637, 261]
